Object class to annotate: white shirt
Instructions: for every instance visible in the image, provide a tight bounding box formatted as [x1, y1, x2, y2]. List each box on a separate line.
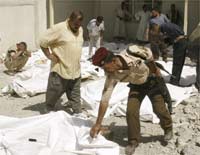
[87, 19, 105, 37]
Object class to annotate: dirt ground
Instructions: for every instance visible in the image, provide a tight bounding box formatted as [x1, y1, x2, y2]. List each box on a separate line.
[0, 62, 200, 155]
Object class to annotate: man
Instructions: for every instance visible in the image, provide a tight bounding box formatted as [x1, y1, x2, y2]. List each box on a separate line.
[151, 22, 187, 86]
[87, 16, 104, 57]
[4, 42, 31, 74]
[135, 4, 151, 44]
[150, 7, 170, 26]
[148, 7, 170, 62]
[39, 11, 84, 114]
[188, 22, 200, 92]
[90, 46, 173, 155]
[167, 4, 182, 27]
[113, 1, 132, 41]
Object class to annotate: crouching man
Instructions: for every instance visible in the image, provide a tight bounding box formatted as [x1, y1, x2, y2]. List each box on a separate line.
[4, 42, 31, 74]
[90, 45, 173, 155]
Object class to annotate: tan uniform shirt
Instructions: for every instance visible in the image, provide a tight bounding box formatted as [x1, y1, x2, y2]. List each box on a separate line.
[101, 48, 153, 103]
[39, 20, 84, 79]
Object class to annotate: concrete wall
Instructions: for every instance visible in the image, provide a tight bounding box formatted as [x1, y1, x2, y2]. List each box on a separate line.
[188, 0, 200, 35]
[53, 0, 142, 41]
[162, 0, 200, 34]
[54, 0, 96, 39]
[52, 0, 199, 41]
[0, 0, 47, 53]
[0, 0, 199, 54]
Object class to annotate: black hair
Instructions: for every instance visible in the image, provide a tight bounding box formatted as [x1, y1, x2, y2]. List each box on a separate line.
[69, 10, 84, 21]
[19, 42, 27, 50]
[152, 7, 161, 14]
[103, 52, 115, 64]
[97, 16, 104, 23]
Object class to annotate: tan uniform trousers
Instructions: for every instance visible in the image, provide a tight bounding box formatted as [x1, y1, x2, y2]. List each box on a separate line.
[4, 55, 29, 71]
[126, 76, 172, 145]
[149, 33, 169, 61]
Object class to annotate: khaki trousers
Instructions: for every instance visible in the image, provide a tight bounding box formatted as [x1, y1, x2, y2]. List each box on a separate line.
[126, 76, 172, 144]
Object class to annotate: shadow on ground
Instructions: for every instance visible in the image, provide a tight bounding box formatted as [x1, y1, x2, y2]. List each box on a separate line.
[109, 125, 167, 147]
[23, 102, 47, 114]
[23, 99, 73, 114]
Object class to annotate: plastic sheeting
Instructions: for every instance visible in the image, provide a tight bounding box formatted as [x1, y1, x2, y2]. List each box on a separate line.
[81, 77, 197, 123]
[0, 111, 119, 155]
[1, 48, 104, 97]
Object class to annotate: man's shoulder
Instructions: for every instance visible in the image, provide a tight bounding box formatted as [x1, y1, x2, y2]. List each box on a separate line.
[51, 21, 66, 30]
[89, 19, 96, 24]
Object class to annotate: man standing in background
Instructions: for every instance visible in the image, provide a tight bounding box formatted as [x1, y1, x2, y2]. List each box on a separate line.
[167, 4, 182, 27]
[149, 7, 170, 62]
[188, 22, 200, 92]
[87, 16, 104, 57]
[40, 11, 84, 114]
[150, 22, 187, 86]
[135, 4, 151, 44]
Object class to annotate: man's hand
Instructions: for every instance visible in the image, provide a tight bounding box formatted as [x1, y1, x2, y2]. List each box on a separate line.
[90, 124, 101, 138]
[155, 68, 162, 77]
[48, 54, 59, 63]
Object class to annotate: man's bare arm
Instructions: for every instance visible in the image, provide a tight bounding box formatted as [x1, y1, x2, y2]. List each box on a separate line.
[90, 101, 109, 138]
[40, 46, 59, 63]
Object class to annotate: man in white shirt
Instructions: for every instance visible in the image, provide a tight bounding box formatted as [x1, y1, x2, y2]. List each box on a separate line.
[135, 4, 151, 43]
[87, 16, 104, 57]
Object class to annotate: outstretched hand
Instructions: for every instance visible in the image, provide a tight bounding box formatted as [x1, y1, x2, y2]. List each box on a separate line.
[90, 124, 101, 138]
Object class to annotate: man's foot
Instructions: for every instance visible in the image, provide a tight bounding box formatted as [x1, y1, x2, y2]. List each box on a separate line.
[162, 57, 168, 63]
[164, 129, 173, 141]
[44, 105, 54, 113]
[169, 79, 179, 86]
[125, 143, 138, 155]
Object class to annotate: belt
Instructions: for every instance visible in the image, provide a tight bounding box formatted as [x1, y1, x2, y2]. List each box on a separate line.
[174, 35, 187, 43]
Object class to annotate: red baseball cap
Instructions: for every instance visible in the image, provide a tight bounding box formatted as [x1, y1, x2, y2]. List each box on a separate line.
[92, 47, 114, 66]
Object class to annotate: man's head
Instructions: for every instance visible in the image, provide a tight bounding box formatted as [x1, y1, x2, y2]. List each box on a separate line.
[121, 1, 127, 10]
[96, 16, 103, 26]
[143, 4, 147, 12]
[17, 42, 27, 51]
[92, 47, 119, 73]
[171, 4, 176, 11]
[151, 7, 160, 17]
[68, 10, 83, 33]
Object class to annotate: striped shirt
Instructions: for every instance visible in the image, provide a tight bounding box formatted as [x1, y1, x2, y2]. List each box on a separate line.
[40, 20, 84, 79]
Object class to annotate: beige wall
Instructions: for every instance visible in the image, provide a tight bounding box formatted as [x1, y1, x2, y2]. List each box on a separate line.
[54, 0, 96, 39]
[162, 0, 200, 34]
[0, 0, 199, 53]
[0, 0, 47, 54]
[53, 0, 140, 41]
[188, 0, 200, 35]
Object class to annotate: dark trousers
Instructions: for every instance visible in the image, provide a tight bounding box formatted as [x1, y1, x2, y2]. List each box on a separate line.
[170, 38, 187, 84]
[196, 50, 200, 91]
[46, 72, 81, 113]
[126, 76, 172, 144]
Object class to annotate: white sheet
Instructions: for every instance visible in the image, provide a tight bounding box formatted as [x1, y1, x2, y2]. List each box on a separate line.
[0, 111, 119, 155]
[1, 48, 104, 98]
[81, 77, 196, 123]
[1, 44, 198, 123]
